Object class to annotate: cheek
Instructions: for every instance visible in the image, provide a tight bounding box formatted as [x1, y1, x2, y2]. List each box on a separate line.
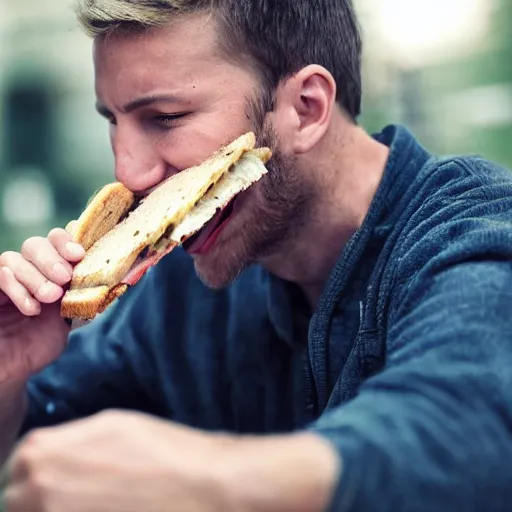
[235, 182, 273, 222]
[262, 111, 296, 156]
[155, 115, 254, 170]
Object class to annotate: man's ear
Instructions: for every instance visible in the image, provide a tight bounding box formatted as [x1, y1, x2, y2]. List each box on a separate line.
[276, 65, 337, 154]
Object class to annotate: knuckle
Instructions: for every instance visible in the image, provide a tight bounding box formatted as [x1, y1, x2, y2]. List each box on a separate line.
[6, 436, 50, 511]
[14, 449, 38, 480]
[26, 471, 50, 504]
[97, 409, 120, 422]
[47, 227, 68, 243]
[0, 251, 19, 268]
[96, 409, 130, 427]
[18, 433, 44, 464]
[13, 435, 47, 478]
[7, 473, 49, 512]
[3, 488, 19, 512]
[20, 237, 45, 258]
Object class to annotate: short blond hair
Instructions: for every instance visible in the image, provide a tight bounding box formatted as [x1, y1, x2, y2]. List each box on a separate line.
[75, 0, 212, 37]
[75, 0, 363, 120]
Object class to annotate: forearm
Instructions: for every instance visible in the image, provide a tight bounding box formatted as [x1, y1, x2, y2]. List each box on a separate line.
[310, 378, 512, 512]
[221, 432, 340, 512]
[0, 383, 27, 467]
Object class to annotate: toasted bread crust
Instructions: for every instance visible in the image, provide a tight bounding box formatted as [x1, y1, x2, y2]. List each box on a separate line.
[61, 286, 110, 320]
[67, 182, 134, 251]
[100, 284, 129, 314]
[60, 284, 129, 320]
[60, 182, 134, 319]
[248, 147, 272, 164]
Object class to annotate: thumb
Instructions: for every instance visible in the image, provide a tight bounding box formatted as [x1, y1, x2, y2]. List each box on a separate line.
[65, 220, 78, 238]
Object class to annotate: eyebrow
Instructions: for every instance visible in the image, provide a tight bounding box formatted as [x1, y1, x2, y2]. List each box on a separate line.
[95, 94, 183, 117]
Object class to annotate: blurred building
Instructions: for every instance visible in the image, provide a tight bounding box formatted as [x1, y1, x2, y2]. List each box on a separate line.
[0, 0, 113, 250]
[0, 0, 511, 251]
[358, 0, 512, 163]
[425, 0, 512, 163]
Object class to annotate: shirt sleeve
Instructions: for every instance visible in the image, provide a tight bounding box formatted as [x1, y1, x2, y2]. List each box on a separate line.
[21, 269, 166, 434]
[311, 255, 512, 511]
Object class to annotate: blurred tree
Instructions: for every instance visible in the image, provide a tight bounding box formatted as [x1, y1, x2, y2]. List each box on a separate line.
[422, 0, 512, 167]
[5, 83, 53, 169]
[4, 79, 90, 215]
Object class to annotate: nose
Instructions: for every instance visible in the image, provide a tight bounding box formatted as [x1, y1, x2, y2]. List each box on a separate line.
[112, 124, 168, 193]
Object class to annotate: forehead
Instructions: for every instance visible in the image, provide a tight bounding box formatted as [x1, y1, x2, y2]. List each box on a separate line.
[93, 14, 244, 97]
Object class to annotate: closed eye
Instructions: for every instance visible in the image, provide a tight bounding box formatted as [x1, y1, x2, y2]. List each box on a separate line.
[153, 112, 189, 128]
[97, 111, 189, 128]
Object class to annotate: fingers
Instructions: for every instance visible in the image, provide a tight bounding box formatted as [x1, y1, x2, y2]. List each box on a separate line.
[3, 483, 31, 512]
[20, 230, 85, 285]
[19, 238, 68, 287]
[47, 228, 85, 263]
[0, 255, 61, 315]
[4, 437, 42, 512]
[4, 439, 28, 488]
[65, 220, 77, 237]
[0, 266, 41, 316]
[0, 229, 86, 316]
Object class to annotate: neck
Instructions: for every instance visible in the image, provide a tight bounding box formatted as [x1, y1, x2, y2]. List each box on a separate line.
[261, 122, 389, 310]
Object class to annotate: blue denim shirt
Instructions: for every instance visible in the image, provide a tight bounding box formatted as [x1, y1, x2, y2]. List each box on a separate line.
[23, 125, 512, 511]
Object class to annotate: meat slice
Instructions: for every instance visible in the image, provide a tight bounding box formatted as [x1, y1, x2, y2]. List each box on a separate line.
[121, 242, 178, 286]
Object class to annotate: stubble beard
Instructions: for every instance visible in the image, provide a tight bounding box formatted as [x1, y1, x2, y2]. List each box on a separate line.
[193, 121, 315, 289]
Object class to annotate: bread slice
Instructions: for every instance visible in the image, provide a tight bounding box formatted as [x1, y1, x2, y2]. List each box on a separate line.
[60, 284, 128, 321]
[247, 147, 272, 165]
[67, 183, 134, 251]
[70, 132, 256, 290]
[171, 149, 270, 244]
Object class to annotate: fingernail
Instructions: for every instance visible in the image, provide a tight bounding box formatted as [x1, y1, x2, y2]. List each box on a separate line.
[52, 262, 71, 282]
[66, 242, 85, 258]
[24, 298, 40, 315]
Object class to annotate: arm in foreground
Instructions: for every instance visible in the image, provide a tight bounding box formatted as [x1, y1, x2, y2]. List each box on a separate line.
[5, 410, 339, 512]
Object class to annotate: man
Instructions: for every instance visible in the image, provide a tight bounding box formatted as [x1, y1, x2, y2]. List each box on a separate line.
[0, 0, 511, 510]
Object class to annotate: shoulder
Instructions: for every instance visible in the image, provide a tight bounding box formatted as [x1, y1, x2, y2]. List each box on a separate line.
[385, 155, 512, 307]
[398, 154, 512, 258]
[415, 153, 512, 200]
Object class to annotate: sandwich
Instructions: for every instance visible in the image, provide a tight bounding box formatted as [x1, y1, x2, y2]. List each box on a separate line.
[61, 132, 270, 320]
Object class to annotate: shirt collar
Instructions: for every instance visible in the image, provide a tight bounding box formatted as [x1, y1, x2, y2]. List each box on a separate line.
[265, 124, 431, 346]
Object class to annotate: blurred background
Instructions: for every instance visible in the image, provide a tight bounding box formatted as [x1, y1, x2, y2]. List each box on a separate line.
[0, 0, 511, 252]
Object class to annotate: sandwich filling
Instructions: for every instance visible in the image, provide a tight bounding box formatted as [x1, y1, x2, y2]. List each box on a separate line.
[182, 197, 236, 254]
[120, 151, 268, 286]
[121, 243, 177, 287]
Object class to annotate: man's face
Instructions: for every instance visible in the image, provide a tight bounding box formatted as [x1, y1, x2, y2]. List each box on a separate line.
[94, 14, 313, 288]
